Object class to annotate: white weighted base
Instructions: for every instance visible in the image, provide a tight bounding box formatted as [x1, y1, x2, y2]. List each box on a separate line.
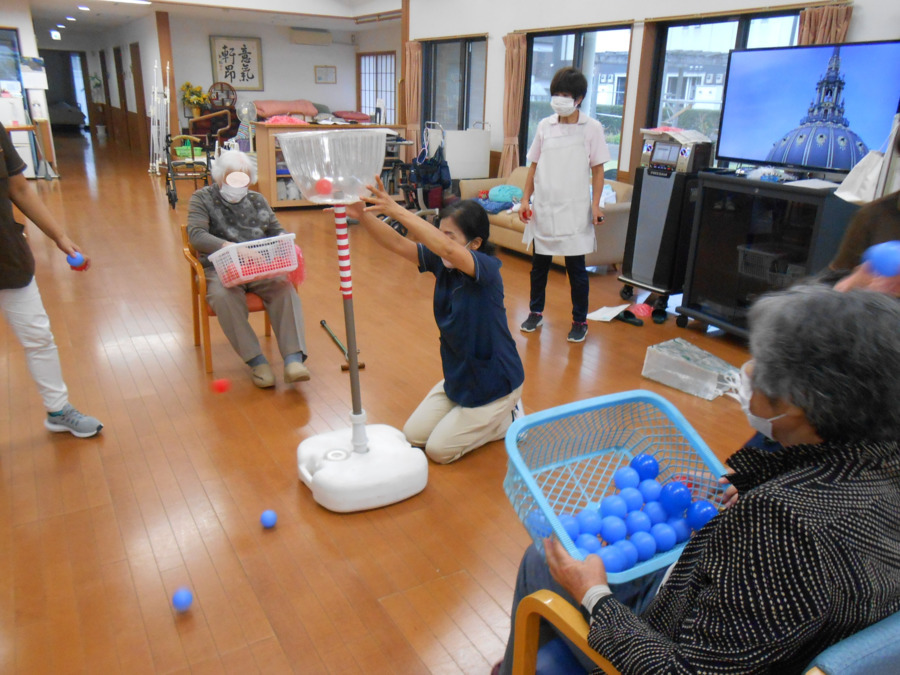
[297, 424, 428, 513]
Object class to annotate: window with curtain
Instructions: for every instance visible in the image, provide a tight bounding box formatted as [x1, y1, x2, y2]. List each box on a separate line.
[421, 37, 487, 131]
[357, 51, 396, 124]
[520, 26, 632, 170]
[651, 13, 800, 154]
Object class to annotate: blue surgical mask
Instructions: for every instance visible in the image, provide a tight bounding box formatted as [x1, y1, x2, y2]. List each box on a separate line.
[736, 363, 786, 441]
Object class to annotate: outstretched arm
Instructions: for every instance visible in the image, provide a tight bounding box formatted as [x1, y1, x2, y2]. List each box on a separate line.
[8, 172, 89, 268]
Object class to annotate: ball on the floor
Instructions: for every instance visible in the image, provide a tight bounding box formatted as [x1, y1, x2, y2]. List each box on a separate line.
[172, 587, 193, 612]
[558, 514, 580, 540]
[600, 494, 628, 519]
[660, 481, 692, 517]
[630, 531, 657, 561]
[650, 523, 677, 552]
[619, 487, 644, 512]
[638, 479, 662, 503]
[614, 466, 641, 490]
[600, 515, 627, 544]
[686, 500, 719, 531]
[630, 454, 659, 481]
[576, 533, 602, 553]
[315, 178, 333, 195]
[210, 378, 231, 393]
[575, 508, 604, 536]
[260, 509, 278, 528]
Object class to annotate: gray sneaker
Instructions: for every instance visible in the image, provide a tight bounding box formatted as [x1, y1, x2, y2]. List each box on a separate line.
[45, 404, 103, 438]
[520, 312, 543, 333]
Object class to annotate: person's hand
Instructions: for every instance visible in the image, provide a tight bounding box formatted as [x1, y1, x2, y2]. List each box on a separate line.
[717, 476, 739, 509]
[544, 537, 607, 602]
[362, 176, 406, 220]
[56, 236, 91, 271]
[518, 206, 532, 224]
[592, 204, 605, 226]
[835, 262, 900, 297]
[342, 201, 366, 220]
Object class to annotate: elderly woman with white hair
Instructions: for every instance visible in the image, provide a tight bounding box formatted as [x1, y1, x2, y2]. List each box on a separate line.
[495, 284, 900, 675]
[187, 150, 309, 388]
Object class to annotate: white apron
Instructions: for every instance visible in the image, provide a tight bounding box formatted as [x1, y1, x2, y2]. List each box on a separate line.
[524, 130, 596, 256]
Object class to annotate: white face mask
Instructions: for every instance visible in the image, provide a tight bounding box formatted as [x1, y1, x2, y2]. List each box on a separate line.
[735, 363, 786, 441]
[221, 171, 250, 203]
[550, 95, 577, 117]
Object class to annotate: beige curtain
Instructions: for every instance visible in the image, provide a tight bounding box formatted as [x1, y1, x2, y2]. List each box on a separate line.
[499, 33, 527, 178]
[798, 4, 853, 45]
[404, 41, 423, 161]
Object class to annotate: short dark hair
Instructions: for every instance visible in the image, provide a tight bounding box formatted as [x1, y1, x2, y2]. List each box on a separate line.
[550, 67, 588, 102]
[439, 200, 496, 256]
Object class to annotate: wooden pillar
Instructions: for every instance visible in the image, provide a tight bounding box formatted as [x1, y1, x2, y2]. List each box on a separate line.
[399, 0, 410, 126]
[617, 21, 658, 184]
[156, 11, 179, 138]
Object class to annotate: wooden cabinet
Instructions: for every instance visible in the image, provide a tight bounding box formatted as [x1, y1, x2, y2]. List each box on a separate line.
[255, 123, 404, 209]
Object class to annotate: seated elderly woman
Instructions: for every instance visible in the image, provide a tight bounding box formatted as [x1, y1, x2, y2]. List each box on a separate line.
[187, 150, 309, 387]
[496, 284, 900, 674]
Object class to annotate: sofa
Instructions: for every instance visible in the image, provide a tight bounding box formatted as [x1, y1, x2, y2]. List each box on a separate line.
[459, 166, 633, 268]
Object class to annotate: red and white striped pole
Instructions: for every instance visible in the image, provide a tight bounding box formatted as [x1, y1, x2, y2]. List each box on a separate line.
[333, 205, 366, 445]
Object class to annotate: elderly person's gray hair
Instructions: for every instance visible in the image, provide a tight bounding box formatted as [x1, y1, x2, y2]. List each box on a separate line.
[211, 150, 257, 185]
[749, 284, 900, 442]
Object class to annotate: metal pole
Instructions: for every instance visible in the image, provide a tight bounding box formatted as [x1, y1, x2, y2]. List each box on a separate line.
[333, 204, 368, 453]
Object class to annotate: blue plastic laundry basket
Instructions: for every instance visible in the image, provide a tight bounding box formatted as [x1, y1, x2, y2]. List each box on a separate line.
[504, 390, 727, 583]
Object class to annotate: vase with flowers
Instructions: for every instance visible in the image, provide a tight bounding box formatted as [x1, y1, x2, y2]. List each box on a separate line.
[180, 81, 210, 118]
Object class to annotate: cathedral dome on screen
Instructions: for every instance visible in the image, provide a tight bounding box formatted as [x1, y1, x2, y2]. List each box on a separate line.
[766, 47, 868, 170]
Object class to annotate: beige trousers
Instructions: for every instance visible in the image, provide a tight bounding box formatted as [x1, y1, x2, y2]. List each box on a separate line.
[403, 380, 524, 464]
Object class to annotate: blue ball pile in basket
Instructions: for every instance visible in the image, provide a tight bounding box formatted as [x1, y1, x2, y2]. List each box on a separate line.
[504, 390, 727, 583]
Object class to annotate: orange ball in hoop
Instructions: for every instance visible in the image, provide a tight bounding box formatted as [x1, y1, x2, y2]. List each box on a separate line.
[315, 178, 333, 195]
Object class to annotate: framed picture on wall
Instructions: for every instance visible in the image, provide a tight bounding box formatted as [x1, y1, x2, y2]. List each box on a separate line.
[210, 36, 263, 90]
[314, 65, 337, 85]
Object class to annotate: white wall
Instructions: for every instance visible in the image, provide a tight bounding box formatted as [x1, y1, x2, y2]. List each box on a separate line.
[408, 0, 900, 172]
[170, 17, 358, 127]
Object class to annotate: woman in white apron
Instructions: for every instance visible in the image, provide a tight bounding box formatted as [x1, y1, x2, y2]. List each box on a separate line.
[519, 67, 611, 343]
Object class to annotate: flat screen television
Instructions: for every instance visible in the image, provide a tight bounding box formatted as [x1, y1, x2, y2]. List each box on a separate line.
[716, 40, 900, 173]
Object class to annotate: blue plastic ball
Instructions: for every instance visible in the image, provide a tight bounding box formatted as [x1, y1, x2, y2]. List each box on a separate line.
[613, 466, 641, 490]
[612, 539, 639, 569]
[598, 545, 627, 573]
[260, 509, 278, 528]
[576, 533, 602, 553]
[651, 523, 677, 552]
[575, 508, 604, 536]
[600, 515, 627, 543]
[172, 587, 193, 612]
[667, 517, 692, 543]
[599, 494, 628, 519]
[619, 487, 644, 512]
[630, 531, 657, 561]
[630, 454, 660, 481]
[558, 514, 580, 541]
[643, 501, 668, 525]
[863, 241, 900, 277]
[66, 252, 85, 267]
[525, 510, 552, 538]
[686, 500, 719, 531]
[638, 479, 662, 503]
[576, 547, 592, 559]
[625, 510, 652, 535]
[660, 481, 692, 517]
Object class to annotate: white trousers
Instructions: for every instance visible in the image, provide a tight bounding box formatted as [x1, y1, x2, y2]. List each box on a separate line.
[403, 380, 524, 464]
[0, 278, 68, 412]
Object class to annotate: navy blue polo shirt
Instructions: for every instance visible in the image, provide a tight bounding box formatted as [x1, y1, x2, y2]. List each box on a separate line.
[418, 244, 525, 408]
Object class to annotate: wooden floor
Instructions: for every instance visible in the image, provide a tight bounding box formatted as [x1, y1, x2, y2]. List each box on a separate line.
[1, 132, 751, 674]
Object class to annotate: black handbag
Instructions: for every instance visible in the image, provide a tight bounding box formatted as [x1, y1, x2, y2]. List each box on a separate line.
[410, 144, 452, 189]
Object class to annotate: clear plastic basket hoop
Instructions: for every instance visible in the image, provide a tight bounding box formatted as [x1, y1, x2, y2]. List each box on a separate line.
[208, 233, 297, 288]
[276, 129, 388, 205]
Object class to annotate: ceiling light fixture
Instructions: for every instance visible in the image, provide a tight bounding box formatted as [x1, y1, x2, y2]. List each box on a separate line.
[57, 24, 66, 28]
[78, 5, 90, 10]
[50, 30, 61, 40]
[66, 16, 76, 21]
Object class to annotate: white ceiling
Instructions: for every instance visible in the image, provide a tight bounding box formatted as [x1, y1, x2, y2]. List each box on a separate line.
[29, 0, 400, 42]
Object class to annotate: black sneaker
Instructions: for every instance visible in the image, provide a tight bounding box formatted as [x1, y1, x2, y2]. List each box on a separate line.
[567, 322, 588, 343]
[520, 312, 543, 333]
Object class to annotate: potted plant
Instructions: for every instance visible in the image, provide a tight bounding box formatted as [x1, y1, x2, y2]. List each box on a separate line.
[180, 81, 210, 118]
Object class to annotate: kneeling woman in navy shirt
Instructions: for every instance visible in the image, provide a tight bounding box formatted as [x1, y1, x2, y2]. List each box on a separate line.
[348, 178, 524, 463]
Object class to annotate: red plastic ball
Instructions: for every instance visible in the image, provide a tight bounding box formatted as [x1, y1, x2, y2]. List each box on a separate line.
[211, 378, 231, 393]
[315, 178, 333, 195]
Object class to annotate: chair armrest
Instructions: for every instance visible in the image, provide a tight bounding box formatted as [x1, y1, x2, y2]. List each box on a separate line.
[512, 590, 620, 675]
[182, 247, 208, 294]
[459, 177, 504, 200]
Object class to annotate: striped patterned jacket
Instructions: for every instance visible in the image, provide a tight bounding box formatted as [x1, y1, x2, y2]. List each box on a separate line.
[589, 439, 900, 674]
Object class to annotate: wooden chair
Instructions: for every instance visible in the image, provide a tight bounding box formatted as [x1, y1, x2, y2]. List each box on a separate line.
[180, 223, 271, 373]
[512, 590, 900, 675]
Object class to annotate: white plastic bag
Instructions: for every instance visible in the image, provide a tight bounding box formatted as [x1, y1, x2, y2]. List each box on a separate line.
[835, 150, 885, 204]
[642, 338, 739, 401]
